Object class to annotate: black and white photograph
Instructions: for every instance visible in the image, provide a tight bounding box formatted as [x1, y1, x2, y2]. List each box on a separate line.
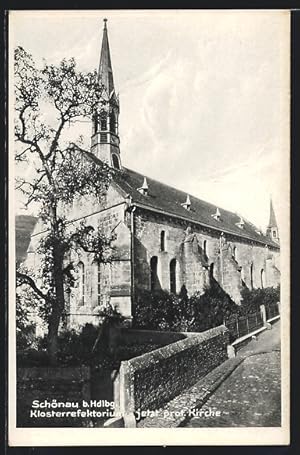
[9, 9, 290, 446]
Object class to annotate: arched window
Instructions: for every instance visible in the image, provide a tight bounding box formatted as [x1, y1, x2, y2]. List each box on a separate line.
[232, 246, 237, 260]
[160, 231, 166, 252]
[97, 263, 101, 305]
[150, 256, 158, 291]
[78, 262, 85, 306]
[94, 262, 101, 306]
[170, 259, 177, 294]
[112, 154, 120, 170]
[100, 111, 107, 131]
[209, 263, 214, 282]
[240, 267, 246, 286]
[250, 263, 254, 289]
[261, 269, 265, 288]
[93, 114, 98, 133]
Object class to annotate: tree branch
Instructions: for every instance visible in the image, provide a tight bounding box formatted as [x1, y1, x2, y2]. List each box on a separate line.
[16, 271, 48, 301]
[45, 116, 66, 161]
[62, 263, 74, 277]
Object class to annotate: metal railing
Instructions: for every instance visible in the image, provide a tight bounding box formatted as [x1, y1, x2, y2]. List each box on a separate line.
[224, 311, 264, 341]
[265, 302, 280, 321]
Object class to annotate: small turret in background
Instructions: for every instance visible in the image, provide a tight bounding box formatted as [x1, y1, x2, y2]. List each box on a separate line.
[266, 198, 279, 243]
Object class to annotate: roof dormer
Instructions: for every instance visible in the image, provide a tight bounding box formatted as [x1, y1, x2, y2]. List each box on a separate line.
[212, 207, 221, 221]
[236, 216, 245, 229]
[181, 194, 191, 211]
[137, 177, 149, 196]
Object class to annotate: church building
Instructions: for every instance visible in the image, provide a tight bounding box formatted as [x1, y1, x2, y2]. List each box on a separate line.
[25, 20, 280, 328]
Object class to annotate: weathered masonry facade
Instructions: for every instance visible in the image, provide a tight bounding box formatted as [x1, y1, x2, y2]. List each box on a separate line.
[132, 207, 280, 304]
[27, 184, 280, 328]
[24, 20, 280, 328]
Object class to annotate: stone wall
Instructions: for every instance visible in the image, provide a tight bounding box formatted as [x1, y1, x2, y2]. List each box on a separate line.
[24, 187, 280, 329]
[26, 186, 133, 329]
[119, 325, 230, 414]
[17, 366, 91, 427]
[133, 207, 280, 304]
[65, 213, 132, 326]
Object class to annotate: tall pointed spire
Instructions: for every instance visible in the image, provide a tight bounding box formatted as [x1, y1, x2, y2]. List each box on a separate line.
[98, 18, 115, 98]
[266, 198, 279, 242]
[267, 198, 278, 228]
[91, 19, 121, 169]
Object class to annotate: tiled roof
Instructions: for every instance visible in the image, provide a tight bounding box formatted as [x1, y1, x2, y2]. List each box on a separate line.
[116, 168, 279, 248]
[83, 151, 279, 249]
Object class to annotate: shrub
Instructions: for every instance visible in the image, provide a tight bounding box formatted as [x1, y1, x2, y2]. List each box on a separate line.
[56, 324, 99, 365]
[133, 283, 240, 333]
[16, 292, 38, 350]
[240, 285, 280, 315]
[18, 304, 125, 367]
[16, 324, 37, 351]
[133, 290, 173, 330]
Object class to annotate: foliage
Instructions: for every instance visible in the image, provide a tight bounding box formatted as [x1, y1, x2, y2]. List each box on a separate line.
[56, 324, 101, 365]
[133, 285, 280, 334]
[95, 302, 125, 322]
[16, 289, 39, 350]
[239, 285, 280, 315]
[14, 46, 115, 362]
[17, 324, 100, 367]
[133, 290, 180, 331]
[18, 305, 135, 368]
[133, 283, 240, 333]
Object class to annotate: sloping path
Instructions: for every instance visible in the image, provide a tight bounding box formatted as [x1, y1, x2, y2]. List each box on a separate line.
[236, 320, 280, 356]
[185, 321, 281, 427]
[138, 321, 281, 428]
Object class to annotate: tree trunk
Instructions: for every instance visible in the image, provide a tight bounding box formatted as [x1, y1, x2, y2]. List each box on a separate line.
[48, 306, 61, 365]
[47, 243, 65, 365]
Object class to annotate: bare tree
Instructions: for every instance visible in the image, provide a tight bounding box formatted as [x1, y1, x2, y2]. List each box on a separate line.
[15, 46, 115, 363]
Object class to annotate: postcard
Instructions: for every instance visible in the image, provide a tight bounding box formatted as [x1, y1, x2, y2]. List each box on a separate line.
[8, 9, 290, 446]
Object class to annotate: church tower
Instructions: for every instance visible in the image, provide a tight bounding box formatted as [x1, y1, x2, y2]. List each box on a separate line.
[91, 19, 121, 169]
[266, 198, 279, 243]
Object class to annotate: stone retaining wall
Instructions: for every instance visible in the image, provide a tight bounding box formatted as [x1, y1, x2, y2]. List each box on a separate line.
[119, 325, 229, 415]
[17, 366, 91, 427]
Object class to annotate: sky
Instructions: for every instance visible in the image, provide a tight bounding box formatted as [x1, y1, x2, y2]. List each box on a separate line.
[10, 10, 290, 232]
